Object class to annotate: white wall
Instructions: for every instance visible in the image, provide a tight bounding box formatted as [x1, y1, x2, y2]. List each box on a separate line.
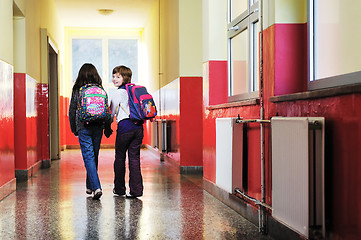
[0, 0, 13, 64]
[202, 0, 227, 62]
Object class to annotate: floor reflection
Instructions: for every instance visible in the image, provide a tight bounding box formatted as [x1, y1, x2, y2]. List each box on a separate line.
[86, 197, 102, 239]
[0, 149, 272, 240]
[113, 197, 143, 239]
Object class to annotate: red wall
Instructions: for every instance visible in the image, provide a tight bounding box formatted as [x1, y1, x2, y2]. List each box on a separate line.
[143, 77, 203, 167]
[203, 22, 361, 238]
[0, 63, 15, 188]
[179, 77, 203, 166]
[203, 105, 262, 199]
[274, 95, 361, 238]
[209, 61, 228, 105]
[37, 84, 49, 161]
[274, 24, 307, 95]
[14, 73, 27, 169]
[14, 73, 38, 170]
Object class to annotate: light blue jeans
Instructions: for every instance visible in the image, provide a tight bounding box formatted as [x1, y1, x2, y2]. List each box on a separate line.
[78, 125, 103, 191]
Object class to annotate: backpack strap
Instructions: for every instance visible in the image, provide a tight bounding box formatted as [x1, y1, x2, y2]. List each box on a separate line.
[118, 102, 129, 116]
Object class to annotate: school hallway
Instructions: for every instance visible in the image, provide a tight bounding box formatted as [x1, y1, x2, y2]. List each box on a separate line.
[0, 148, 272, 240]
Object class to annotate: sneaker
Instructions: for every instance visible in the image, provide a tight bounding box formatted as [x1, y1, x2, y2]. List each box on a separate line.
[113, 188, 125, 197]
[126, 193, 142, 199]
[92, 189, 102, 200]
[86, 189, 92, 195]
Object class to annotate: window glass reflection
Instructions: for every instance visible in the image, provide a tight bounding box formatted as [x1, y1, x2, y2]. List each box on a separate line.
[231, 30, 248, 96]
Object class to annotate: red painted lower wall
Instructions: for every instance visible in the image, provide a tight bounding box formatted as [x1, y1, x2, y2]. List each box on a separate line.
[274, 94, 361, 238]
[0, 62, 15, 188]
[180, 77, 203, 167]
[201, 22, 361, 238]
[203, 109, 216, 182]
[202, 23, 309, 206]
[209, 61, 228, 105]
[14, 73, 38, 171]
[143, 77, 203, 168]
[37, 84, 49, 161]
[143, 120, 152, 146]
[203, 105, 262, 199]
[14, 73, 27, 169]
[274, 23, 307, 95]
[202, 60, 228, 182]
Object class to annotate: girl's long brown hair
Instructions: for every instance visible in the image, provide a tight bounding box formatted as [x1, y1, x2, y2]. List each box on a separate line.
[72, 63, 102, 92]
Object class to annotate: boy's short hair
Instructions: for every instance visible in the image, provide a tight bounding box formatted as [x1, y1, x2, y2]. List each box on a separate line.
[113, 65, 132, 84]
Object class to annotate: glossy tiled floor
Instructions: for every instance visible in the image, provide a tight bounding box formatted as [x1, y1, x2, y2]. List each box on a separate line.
[0, 149, 272, 240]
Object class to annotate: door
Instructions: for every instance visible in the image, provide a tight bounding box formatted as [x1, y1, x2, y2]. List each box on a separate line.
[48, 43, 60, 160]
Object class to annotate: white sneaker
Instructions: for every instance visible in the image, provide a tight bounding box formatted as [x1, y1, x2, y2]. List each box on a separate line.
[86, 189, 92, 195]
[92, 189, 102, 200]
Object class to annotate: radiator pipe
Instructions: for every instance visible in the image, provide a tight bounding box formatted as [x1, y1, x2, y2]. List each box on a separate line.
[235, 0, 267, 233]
[158, 0, 162, 118]
[234, 188, 272, 210]
[236, 118, 270, 124]
[259, 0, 267, 234]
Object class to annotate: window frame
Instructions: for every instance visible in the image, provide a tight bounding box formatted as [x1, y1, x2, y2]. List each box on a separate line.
[227, 0, 260, 102]
[308, 0, 361, 90]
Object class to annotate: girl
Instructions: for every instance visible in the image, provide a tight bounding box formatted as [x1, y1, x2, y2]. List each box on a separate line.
[69, 63, 111, 200]
[109, 65, 144, 198]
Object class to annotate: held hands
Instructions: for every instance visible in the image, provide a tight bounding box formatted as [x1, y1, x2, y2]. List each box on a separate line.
[104, 127, 113, 138]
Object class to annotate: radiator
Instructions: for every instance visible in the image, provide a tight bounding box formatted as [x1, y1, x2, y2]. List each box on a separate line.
[216, 118, 244, 193]
[155, 119, 177, 153]
[152, 120, 158, 148]
[157, 119, 167, 152]
[271, 117, 325, 239]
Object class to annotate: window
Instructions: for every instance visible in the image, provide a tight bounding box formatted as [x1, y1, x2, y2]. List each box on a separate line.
[71, 38, 139, 91]
[309, 0, 361, 90]
[72, 39, 103, 83]
[108, 39, 138, 83]
[228, 0, 260, 102]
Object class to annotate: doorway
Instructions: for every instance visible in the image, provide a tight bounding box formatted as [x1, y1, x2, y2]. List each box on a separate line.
[48, 42, 60, 160]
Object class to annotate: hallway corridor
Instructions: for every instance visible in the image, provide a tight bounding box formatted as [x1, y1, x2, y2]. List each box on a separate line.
[0, 149, 272, 240]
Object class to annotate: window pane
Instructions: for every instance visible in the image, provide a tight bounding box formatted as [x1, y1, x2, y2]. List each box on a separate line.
[230, 30, 248, 96]
[314, 0, 361, 80]
[72, 39, 102, 81]
[230, 0, 247, 22]
[108, 39, 138, 83]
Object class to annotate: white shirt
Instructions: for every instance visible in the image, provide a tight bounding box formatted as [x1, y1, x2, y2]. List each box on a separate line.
[109, 87, 130, 123]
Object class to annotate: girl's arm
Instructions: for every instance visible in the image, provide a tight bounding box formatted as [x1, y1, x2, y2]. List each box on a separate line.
[68, 90, 78, 135]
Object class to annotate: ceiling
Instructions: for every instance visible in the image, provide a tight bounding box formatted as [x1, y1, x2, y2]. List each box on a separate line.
[54, 0, 157, 28]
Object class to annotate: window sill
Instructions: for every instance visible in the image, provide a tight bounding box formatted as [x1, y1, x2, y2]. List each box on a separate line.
[269, 83, 361, 103]
[206, 98, 259, 110]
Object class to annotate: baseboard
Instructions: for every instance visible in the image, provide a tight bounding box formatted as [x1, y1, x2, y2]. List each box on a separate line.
[0, 178, 16, 201]
[41, 159, 51, 169]
[143, 144, 203, 174]
[203, 178, 259, 226]
[143, 144, 160, 158]
[15, 160, 43, 182]
[161, 152, 180, 170]
[180, 166, 203, 174]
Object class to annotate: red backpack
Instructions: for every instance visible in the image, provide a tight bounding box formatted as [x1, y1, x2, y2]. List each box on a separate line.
[125, 83, 157, 123]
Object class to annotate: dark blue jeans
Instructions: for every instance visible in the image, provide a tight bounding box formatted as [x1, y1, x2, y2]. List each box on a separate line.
[78, 125, 103, 191]
[114, 128, 144, 196]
